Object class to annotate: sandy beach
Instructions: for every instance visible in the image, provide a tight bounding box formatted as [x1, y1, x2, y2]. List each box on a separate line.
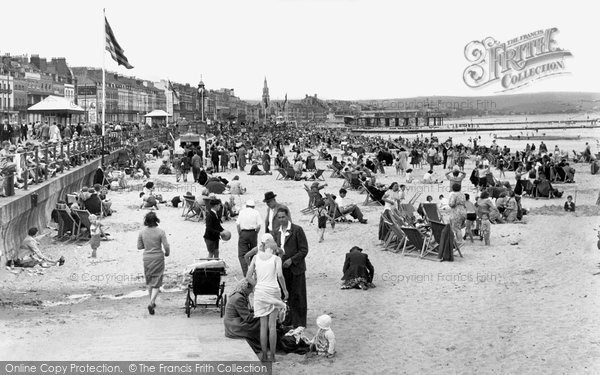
[1, 146, 600, 374]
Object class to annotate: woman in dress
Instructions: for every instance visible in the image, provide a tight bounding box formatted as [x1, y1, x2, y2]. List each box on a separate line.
[448, 183, 467, 248]
[397, 148, 409, 176]
[246, 234, 289, 362]
[137, 212, 170, 315]
[382, 182, 403, 211]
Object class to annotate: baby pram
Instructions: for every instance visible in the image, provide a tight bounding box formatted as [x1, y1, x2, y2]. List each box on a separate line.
[184, 259, 227, 318]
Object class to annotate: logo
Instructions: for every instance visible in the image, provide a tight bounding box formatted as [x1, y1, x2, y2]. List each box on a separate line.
[463, 28, 572, 92]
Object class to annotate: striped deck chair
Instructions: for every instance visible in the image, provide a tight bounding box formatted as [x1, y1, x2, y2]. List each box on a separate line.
[72, 209, 91, 240]
[400, 226, 438, 260]
[429, 220, 463, 258]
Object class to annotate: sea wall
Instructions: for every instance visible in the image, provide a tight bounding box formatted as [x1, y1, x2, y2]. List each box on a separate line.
[0, 151, 121, 262]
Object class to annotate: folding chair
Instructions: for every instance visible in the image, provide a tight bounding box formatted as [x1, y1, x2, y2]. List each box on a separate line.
[72, 209, 91, 240]
[400, 226, 438, 260]
[301, 185, 317, 214]
[422, 203, 442, 222]
[329, 165, 342, 178]
[328, 199, 350, 224]
[308, 169, 325, 181]
[284, 168, 298, 180]
[408, 192, 422, 206]
[363, 181, 384, 206]
[429, 220, 463, 258]
[183, 196, 204, 221]
[275, 168, 287, 180]
[56, 208, 78, 240]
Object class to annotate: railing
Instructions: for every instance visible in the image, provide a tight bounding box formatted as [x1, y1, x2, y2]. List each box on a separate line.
[0, 126, 178, 197]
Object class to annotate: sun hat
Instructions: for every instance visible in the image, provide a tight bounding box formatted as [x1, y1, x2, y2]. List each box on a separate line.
[260, 233, 274, 244]
[453, 165, 460, 172]
[88, 214, 97, 221]
[245, 199, 255, 207]
[316, 314, 332, 330]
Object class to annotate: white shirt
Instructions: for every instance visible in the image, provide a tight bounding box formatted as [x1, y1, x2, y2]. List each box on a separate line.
[267, 208, 275, 232]
[337, 196, 346, 207]
[236, 207, 262, 230]
[278, 221, 292, 247]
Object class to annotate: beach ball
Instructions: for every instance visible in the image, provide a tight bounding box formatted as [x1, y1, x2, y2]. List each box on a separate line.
[221, 230, 232, 241]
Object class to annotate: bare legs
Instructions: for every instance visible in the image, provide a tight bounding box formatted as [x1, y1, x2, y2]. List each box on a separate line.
[148, 287, 159, 314]
[259, 310, 280, 362]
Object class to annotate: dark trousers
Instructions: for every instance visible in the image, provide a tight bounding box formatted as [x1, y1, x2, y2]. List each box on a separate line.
[192, 166, 201, 182]
[212, 159, 220, 172]
[238, 230, 258, 276]
[340, 205, 363, 220]
[282, 269, 307, 328]
[204, 238, 220, 258]
[443, 155, 448, 169]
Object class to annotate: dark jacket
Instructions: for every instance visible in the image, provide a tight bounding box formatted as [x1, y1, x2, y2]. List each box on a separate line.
[265, 203, 290, 233]
[342, 251, 374, 282]
[275, 223, 308, 275]
[84, 194, 103, 216]
[204, 209, 224, 240]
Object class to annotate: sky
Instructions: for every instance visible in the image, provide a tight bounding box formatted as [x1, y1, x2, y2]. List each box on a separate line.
[1, 0, 597, 100]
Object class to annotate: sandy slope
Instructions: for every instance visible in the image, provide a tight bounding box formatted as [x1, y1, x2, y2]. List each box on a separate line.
[1, 148, 599, 374]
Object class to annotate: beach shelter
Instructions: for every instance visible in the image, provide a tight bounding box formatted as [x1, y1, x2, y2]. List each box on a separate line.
[144, 109, 171, 127]
[27, 95, 84, 125]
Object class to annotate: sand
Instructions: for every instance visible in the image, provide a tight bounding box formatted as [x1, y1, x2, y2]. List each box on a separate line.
[1, 146, 600, 374]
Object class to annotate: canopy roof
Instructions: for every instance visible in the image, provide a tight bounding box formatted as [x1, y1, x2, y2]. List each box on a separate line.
[144, 109, 171, 117]
[28, 95, 84, 113]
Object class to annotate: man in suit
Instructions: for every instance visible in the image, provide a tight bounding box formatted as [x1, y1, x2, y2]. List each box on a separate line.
[263, 191, 290, 234]
[204, 198, 224, 258]
[341, 246, 375, 290]
[274, 206, 308, 328]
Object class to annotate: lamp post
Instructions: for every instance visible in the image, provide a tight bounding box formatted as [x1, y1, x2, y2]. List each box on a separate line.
[198, 79, 205, 156]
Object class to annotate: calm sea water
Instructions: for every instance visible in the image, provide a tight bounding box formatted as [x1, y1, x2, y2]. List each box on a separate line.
[365, 127, 600, 153]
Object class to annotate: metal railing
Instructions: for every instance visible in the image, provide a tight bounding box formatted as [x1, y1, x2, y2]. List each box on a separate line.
[0, 127, 178, 196]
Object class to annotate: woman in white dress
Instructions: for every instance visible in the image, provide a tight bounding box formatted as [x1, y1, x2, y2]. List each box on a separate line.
[246, 234, 289, 362]
[397, 148, 409, 176]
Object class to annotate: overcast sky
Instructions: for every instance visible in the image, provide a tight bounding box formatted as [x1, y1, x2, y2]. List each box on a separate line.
[1, 0, 597, 100]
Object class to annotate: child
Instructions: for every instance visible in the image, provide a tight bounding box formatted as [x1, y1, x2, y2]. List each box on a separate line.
[405, 168, 413, 183]
[564, 195, 575, 212]
[89, 214, 105, 258]
[498, 157, 506, 178]
[477, 191, 494, 245]
[394, 158, 401, 175]
[309, 315, 336, 358]
[463, 193, 476, 243]
[311, 200, 332, 243]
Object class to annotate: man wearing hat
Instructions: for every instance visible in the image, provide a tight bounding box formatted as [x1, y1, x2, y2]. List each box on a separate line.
[204, 197, 224, 258]
[263, 191, 290, 234]
[236, 199, 262, 276]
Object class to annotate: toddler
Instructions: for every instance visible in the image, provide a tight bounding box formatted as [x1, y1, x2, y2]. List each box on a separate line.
[310, 315, 336, 358]
[89, 214, 105, 258]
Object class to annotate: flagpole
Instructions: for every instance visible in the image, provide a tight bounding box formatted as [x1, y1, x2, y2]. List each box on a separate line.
[102, 8, 106, 136]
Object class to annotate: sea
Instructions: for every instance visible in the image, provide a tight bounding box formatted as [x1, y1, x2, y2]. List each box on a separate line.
[362, 113, 600, 153]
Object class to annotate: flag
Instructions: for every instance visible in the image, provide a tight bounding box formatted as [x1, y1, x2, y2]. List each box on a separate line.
[105, 16, 134, 69]
[168, 80, 179, 99]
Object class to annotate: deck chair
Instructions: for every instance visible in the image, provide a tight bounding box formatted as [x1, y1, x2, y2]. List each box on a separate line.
[301, 185, 317, 214]
[284, 168, 299, 180]
[275, 168, 287, 180]
[408, 191, 422, 206]
[363, 181, 384, 206]
[327, 198, 350, 224]
[429, 220, 462, 258]
[183, 196, 204, 221]
[485, 172, 498, 187]
[72, 209, 91, 240]
[56, 208, 78, 240]
[329, 165, 342, 178]
[397, 203, 417, 225]
[401, 226, 438, 260]
[308, 169, 325, 181]
[535, 179, 553, 198]
[421, 203, 442, 222]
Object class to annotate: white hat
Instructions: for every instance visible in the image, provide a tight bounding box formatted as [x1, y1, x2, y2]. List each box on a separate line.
[260, 233, 274, 244]
[246, 199, 255, 207]
[316, 314, 331, 329]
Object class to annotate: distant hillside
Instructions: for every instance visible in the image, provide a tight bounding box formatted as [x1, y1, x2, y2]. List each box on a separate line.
[349, 92, 600, 117]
